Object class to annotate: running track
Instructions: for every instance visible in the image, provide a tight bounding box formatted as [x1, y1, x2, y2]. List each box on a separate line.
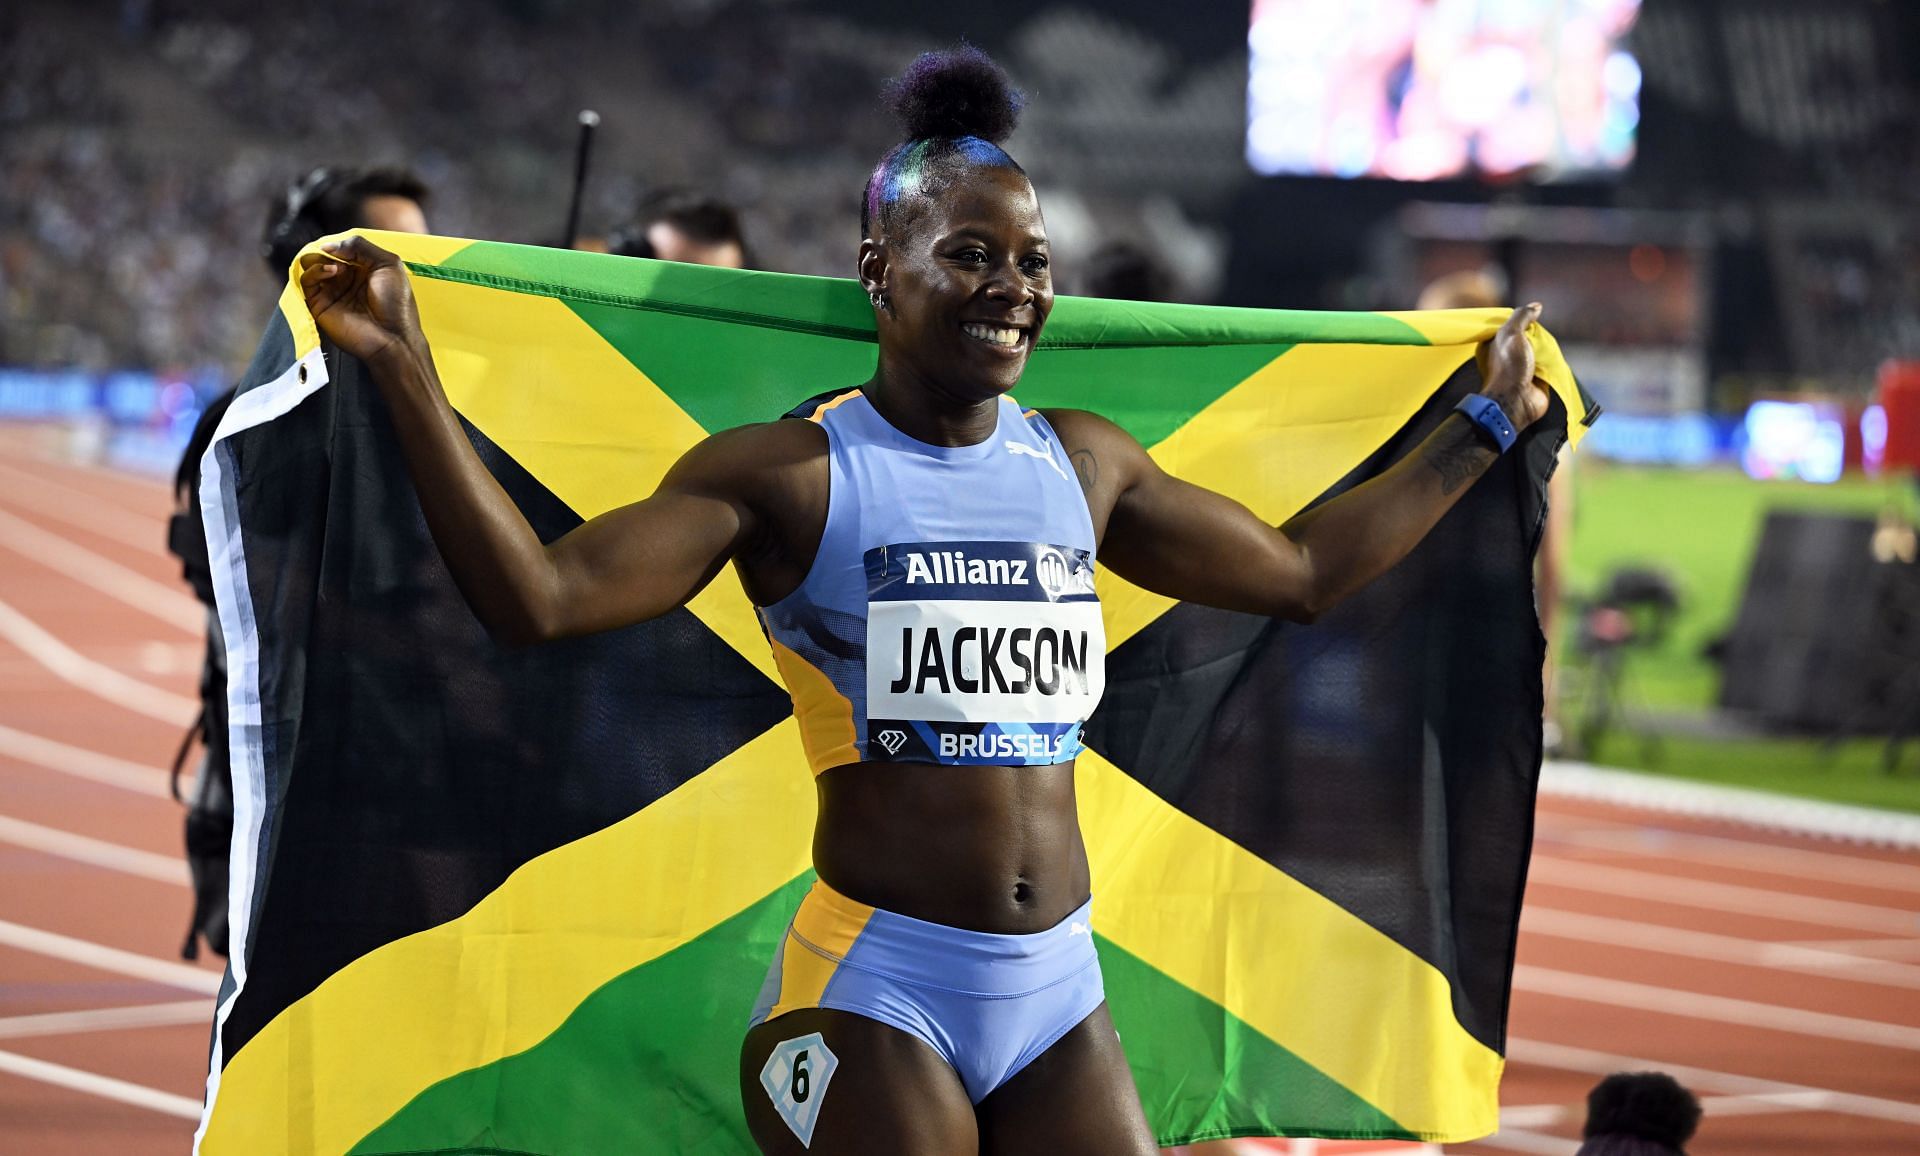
[1, 425, 1915, 1155]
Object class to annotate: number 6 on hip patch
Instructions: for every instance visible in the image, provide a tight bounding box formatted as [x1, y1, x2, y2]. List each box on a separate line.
[760, 1032, 839, 1148]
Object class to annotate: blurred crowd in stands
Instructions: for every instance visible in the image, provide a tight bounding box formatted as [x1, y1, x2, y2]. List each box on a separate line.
[0, 0, 1240, 377]
[2, 0, 1915, 396]
[4, 0, 654, 371]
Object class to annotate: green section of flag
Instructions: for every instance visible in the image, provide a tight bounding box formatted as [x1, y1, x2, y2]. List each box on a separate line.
[350, 871, 1406, 1154]
[565, 300, 875, 436]
[432, 241, 876, 340]
[350, 874, 814, 1156]
[1099, 937, 1412, 1145]
[560, 299, 1288, 450]
[414, 241, 1431, 448]
[1039, 296, 1431, 350]
[1008, 343, 1292, 450]
[426, 240, 1430, 352]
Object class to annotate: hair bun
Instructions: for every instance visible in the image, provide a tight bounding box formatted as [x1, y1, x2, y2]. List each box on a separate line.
[882, 45, 1023, 144]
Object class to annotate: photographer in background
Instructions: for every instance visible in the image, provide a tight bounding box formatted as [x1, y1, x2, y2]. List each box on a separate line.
[607, 187, 748, 269]
[1083, 240, 1175, 303]
[261, 166, 430, 274]
[167, 164, 432, 959]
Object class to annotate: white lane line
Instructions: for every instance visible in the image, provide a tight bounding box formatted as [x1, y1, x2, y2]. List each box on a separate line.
[1502, 1091, 1837, 1131]
[1690, 1092, 1842, 1119]
[1495, 1105, 1577, 1130]
[0, 640, 206, 680]
[1522, 907, 1920, 989]
[1785, 937, 1920, 961]
[1540, 820, 1920, 895]
[0, 918, 218, 994]
[1514, 964, 1920, 1051]
[1528, 855, 1920, 936]
[0, 438, 172, 508]
[1508, 1036, 1920, 1126]
[0, 813, 187, 886]
[0, 460, 169, 550]
[1470, 1127, 1578, 1155]
[0, 441, 171, 510]
[0, 999, 210, 1040]
[1540, 760, 1920, 849]
[0, 593, 197, 724]
[0, 721, 170, 798]
[0, 505, 202, 632]
[0, 1046, 202, 1119]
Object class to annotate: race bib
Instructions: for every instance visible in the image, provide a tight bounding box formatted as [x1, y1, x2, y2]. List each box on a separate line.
[865, 540, 1104, 764]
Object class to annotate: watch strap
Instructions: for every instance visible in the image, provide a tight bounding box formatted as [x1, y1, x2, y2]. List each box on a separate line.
[1454, 394, 1518, 454]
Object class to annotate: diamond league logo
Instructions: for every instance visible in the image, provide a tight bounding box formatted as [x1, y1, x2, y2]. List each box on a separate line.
[874, 729, 908, 755]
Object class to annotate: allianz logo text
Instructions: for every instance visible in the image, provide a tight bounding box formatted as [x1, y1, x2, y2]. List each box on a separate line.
[901, 547, 1090, 597]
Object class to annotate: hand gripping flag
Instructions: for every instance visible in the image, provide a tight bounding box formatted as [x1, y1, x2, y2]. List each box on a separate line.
[194, 231, 1592, 1153]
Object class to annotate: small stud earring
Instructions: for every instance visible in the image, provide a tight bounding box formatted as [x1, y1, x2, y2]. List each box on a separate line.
[869, 290, 888, 312]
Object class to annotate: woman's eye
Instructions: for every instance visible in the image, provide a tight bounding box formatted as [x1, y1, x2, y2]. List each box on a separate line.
[1022, 256, 1049, 274]
[954, 248, 987, 264]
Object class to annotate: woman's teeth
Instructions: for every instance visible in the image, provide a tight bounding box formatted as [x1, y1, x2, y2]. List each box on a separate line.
[962, 323, 1022, 347]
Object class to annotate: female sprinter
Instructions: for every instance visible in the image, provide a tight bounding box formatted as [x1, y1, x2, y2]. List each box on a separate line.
[299, 47, 1548, 1156]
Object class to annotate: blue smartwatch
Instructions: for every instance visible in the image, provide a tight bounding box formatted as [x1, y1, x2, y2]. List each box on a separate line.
[1454, 394, 1518, 454]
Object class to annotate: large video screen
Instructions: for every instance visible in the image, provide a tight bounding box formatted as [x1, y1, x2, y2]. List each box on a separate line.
[1247, 0, 1642, 180]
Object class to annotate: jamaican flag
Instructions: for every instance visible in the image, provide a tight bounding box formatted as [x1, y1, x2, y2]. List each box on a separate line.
[195, 231, 1590, 1153]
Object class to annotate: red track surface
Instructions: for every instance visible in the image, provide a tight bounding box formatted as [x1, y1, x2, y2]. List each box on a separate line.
[1, 427, 1915, 1155]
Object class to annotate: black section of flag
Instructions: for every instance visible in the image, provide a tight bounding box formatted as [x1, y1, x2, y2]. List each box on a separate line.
[1084, 367, 1565, 1054]
[214, 348, 792, 1062]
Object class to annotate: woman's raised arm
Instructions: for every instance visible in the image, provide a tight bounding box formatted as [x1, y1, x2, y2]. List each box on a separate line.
[299, 234, 761, 645]
[1051, 303, 1551, 623]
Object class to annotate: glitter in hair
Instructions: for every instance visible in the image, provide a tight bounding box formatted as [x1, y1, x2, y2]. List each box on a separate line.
[862, 136, 1018, 237]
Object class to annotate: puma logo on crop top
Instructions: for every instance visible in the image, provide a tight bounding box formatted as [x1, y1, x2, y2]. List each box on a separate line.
[758, 389, 1105, 774]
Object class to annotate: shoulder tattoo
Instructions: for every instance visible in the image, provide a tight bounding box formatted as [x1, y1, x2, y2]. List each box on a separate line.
[1070, 447, 1098, 493]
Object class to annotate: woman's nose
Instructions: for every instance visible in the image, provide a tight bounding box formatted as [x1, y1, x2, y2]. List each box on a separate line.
[983, 261, 1031, 304]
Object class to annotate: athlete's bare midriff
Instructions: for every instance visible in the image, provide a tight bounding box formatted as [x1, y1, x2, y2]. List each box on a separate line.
[812, 760, 1091, 934]
[729, 417, 1098, 937]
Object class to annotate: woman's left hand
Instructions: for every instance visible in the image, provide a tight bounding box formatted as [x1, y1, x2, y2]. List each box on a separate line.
[1476, 302, 1550, 431]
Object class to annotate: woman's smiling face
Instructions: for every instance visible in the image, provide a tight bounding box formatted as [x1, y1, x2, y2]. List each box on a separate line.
[867, 165, 1053, 403]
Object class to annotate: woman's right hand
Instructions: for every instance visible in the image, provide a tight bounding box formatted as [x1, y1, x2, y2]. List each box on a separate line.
[297, 234, 426, 372]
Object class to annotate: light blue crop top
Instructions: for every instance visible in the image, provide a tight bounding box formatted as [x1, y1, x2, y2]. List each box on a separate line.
[759, 390, 1104, 774]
